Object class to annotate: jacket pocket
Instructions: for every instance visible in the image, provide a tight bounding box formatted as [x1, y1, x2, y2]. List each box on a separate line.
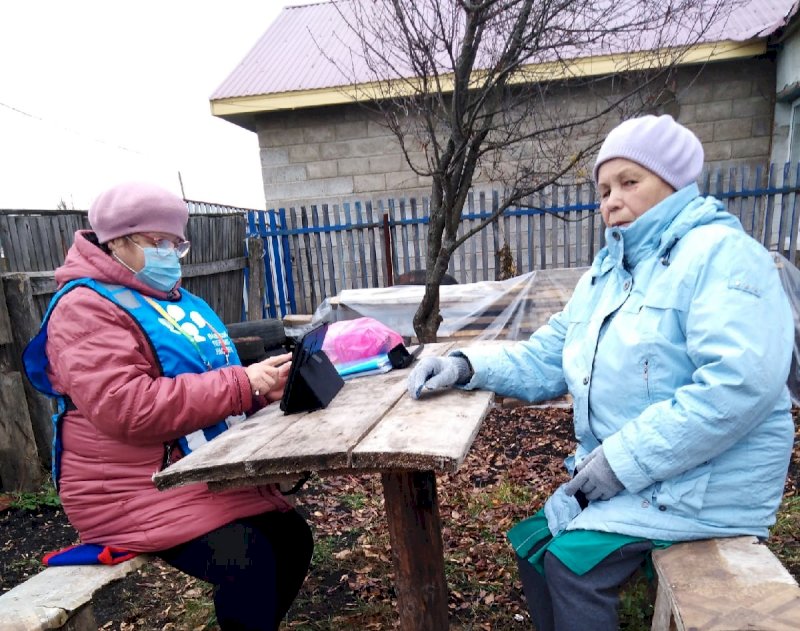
[652, 461, 712, 516]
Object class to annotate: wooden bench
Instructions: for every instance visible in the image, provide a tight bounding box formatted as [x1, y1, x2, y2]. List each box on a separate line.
[0, 555, 152, 631]
[651, 536, 800, 631]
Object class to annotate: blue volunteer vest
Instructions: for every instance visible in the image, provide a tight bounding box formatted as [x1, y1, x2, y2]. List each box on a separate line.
[23, 278, 244, 488]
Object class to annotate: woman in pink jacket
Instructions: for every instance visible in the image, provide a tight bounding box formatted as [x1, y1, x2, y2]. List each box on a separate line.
[24, 181, 312, 631]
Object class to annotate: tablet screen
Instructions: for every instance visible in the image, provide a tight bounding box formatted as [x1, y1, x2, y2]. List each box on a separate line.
[280, 323, 329, 411]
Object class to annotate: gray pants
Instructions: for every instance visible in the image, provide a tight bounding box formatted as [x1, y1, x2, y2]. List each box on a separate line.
[515, 541, 653, 631]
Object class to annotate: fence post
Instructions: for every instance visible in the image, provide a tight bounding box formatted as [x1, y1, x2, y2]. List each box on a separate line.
[0, 371, 42, 492]
[383, 213, 394, 286]
[3, 273, 54, 471]
[0, 275, 45, 491]
[246, 237, 265, 321]
[275, 209, 294, 315]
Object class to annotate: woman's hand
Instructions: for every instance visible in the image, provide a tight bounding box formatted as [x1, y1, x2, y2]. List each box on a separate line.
[244, 353, 292, 403]
[563, 446, 623, 501]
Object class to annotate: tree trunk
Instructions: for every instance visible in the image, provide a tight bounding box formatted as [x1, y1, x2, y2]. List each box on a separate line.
[413, 240, 458, 342]
[413, 282, 442, 343]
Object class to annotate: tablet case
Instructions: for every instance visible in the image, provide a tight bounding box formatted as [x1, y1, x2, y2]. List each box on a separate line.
[280, 324, 344, 414]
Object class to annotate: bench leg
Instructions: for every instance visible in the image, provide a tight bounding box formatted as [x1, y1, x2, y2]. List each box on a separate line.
[651, 579, 677, 631]
[381, 470, 449, 631]
[62, 603, 97, 631]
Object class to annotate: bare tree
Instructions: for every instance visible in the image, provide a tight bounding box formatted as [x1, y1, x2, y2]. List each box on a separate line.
[56, 198, 75, 211]
[322, 0, 735, 341]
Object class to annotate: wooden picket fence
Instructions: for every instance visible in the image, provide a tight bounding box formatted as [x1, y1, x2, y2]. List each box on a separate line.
[2, 163, 800, 490]
[248, 161, 800, 317]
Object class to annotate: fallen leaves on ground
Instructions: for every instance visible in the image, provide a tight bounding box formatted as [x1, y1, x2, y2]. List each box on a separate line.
[2, 403, 798, 630]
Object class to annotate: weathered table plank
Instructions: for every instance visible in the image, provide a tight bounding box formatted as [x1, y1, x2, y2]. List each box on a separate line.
[352, 384, 493, 471]
[153, 342, 455, 490]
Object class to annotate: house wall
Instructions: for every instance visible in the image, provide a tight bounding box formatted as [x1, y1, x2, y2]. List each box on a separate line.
[255, 57, 776, 209]
[771, 27, 800, 164]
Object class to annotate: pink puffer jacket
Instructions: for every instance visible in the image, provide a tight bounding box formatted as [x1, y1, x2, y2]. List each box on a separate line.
[45, 231, 291, 552]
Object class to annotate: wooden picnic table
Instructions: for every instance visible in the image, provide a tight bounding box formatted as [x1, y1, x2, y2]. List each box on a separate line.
[153, 341, 496, 630]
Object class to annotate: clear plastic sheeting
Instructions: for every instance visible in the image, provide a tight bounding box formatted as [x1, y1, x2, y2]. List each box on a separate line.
[313, 256, 800, 404]
[312, 267, 587, 342]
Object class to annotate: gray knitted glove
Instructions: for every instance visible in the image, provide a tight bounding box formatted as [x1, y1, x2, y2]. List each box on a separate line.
[563, 446, 623, 501]
[407, 355, 472, 399]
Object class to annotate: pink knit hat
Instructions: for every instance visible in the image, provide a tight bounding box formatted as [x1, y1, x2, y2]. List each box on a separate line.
[593, 115, 704, 190]
[88, 182, 188, 243]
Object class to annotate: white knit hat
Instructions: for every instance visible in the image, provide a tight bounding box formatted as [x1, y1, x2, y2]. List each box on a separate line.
[593, 115, 704, 190]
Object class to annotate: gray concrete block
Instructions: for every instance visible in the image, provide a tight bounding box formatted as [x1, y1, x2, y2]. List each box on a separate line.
[386, 171, 422, 191]
[404, 151, 431, 173]
[677, 103, 697, 124]
[732, 96, 772, 119]
[264, 176, 354, 204]
[714, 118, 753, 142]
[695, 100, 733, 123]
[676, 82, 714, 106]
[343, 105, 370, 122]
[369, 154, 403, 173]
[258, 127, 306, 148]
[687, 121, 714, 143]
[264, 180, 324, 205]
[367, 119, 392, 137]
[306, 160, 338, 179]
[288, 144, 322, 163]
[255, 112, 293, 130]
[417, 175, 433, 189]
[751, 116, 774, 138]
[320, 137, 392, 160]
[335, 120, 368, 140]
[338, 156, 371, 176]
[712, 79, 753, 100]
[304, 125, 336, 143]
[703, 141, 733, 162]
[353, 174, 387, 193]
[351, 137, 396, 156]
[321, 176, 356, 196]
[263, 164, 308, 185]
[320, 141, 355, 160]
[260, 147, 290, 167]
[296, 107, 344, 127]
[731, 136, 771, 160]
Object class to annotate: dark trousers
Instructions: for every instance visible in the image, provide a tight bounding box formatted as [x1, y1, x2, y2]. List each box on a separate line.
[157, 509, 313, 631]
[516, 541, 653, 631]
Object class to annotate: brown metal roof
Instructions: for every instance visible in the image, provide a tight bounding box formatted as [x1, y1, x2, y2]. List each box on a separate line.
[211, 0, 799, 111]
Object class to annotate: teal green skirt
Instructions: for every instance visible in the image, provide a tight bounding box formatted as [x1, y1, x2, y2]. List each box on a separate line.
[507, 508, 672, 576]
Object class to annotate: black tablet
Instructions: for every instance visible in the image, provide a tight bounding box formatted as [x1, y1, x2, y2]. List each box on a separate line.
[280, 322, 343, 414]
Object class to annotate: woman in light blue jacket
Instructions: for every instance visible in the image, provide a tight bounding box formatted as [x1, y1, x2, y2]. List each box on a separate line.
[408, 115, 794, 631]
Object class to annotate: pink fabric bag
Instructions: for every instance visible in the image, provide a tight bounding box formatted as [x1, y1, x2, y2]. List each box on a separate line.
[321, 317, 404, 365]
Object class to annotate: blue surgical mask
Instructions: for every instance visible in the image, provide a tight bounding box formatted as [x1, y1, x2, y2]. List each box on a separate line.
[134, 247, 182, 292]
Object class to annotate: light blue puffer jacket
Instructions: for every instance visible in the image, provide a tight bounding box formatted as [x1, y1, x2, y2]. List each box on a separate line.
[462, 183, 794, 540]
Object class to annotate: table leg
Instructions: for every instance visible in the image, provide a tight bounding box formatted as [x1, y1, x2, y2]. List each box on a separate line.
[381, 470, 449, 631]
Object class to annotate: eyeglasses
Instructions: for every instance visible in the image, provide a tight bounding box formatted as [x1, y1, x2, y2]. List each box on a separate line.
[132, 234, 191, 259]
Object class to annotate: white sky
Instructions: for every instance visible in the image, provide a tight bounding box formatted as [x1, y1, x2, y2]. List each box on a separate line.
[0, 0, 318, 211]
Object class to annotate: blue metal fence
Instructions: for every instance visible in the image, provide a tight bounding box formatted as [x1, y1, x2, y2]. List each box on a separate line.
[247, 161, 800, 317]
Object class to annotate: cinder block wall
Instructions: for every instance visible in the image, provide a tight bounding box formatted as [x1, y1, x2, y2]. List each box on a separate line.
[255, 57, 776, 209]
[675, 58, 775, 164]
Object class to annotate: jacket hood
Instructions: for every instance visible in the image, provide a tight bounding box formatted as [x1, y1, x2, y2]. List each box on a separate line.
[591, 184, 743, 277]
[55, 230, 179, 298]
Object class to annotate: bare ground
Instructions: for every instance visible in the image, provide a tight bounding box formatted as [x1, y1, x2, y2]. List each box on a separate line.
[2, 404, 798, 630]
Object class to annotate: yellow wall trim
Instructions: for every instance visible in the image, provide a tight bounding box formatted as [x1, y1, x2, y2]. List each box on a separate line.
[211, 40, 767, 117]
